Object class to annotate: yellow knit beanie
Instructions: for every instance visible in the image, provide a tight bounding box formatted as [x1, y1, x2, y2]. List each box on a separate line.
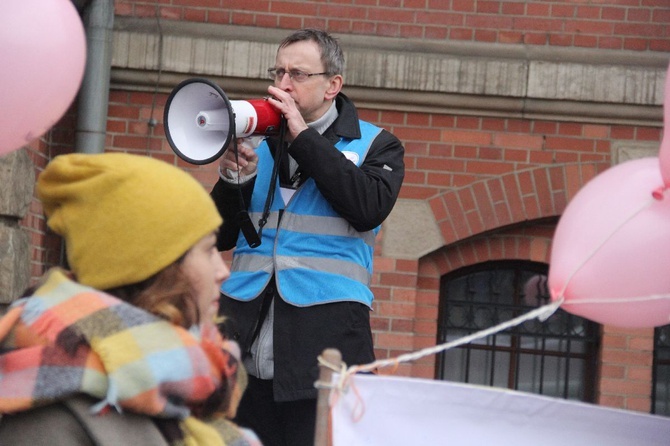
[37, 153, 223, 290]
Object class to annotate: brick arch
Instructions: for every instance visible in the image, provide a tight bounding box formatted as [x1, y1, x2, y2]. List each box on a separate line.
[424, 231, 555, 277]
[409, 162, 609, 354]
[416, 228, 557, 304]
[428, 162, 610, 247]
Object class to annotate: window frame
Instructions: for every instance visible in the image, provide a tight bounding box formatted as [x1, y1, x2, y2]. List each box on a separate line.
[435, 260, 600, 403]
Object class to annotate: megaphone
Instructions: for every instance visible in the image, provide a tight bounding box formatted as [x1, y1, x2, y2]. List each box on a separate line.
[163, 78, 282, 165]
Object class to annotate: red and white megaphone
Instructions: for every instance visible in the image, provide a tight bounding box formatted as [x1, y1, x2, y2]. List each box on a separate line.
[163, 78, 282, 165]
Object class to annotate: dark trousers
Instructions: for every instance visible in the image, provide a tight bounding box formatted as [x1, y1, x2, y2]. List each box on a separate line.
[235, 375, 317, 446]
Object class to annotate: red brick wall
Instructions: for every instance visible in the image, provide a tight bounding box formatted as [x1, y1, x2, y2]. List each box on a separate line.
[600, 326, 655, 411]
[114, 0, 670, 52]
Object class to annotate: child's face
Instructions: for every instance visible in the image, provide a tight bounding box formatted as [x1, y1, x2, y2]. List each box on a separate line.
[180, 232, 229, 324]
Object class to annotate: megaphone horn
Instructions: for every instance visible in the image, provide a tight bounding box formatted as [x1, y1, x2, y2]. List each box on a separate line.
[163, 78, 281, 165]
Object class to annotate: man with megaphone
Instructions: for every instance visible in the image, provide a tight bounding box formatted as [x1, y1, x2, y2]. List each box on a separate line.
[210, 28, 405, 446]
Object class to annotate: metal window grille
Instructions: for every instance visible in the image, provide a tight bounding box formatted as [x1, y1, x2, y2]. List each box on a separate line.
[652, 325, 670, 415]
[436, 261, 600, 402]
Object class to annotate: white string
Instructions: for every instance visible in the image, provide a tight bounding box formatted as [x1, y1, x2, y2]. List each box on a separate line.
[318, 291, 670, 394]
[317, 292, 670, 392]
[344, 298, 563, 377]
[315, 355, 348, 390]
[561, 293, 670, 305]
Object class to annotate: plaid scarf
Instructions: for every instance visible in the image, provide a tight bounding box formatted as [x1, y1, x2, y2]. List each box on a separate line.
[0, 269, 256, 446]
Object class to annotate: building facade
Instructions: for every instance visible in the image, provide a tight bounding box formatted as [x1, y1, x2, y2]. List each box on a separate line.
[5, 0, 670, 415]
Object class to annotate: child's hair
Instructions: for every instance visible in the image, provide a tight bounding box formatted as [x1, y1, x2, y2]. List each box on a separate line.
[105, 260, 199, 328]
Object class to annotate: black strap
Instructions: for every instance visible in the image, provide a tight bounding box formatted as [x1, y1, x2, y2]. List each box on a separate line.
[249, 279, 277, 345]
[232, 134, 261, 248]
[257, 118, 287, 238]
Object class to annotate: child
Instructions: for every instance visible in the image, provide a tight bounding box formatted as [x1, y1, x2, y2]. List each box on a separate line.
[0, 153, 260, 446]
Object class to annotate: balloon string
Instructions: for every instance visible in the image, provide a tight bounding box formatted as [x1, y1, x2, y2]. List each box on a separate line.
[560, 293, 670, 305]
[316, 300, 562, 425]
[318, 299, 563, 381]
[556, 194, 657, 300]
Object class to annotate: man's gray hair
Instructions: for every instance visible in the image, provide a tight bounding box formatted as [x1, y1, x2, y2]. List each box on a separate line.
[279, 28, 344, 75]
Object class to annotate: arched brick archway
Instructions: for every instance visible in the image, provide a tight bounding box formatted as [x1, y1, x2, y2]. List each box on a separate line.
[417, 161, 610, 295]
[422, 229, 556, 278]
[428, 162, 609, 247]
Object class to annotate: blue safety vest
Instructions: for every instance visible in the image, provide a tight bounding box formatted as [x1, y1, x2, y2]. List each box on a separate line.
[221, 121, 382, 307]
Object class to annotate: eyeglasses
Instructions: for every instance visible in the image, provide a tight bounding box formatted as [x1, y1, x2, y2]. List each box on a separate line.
[267, 68, 330, 82]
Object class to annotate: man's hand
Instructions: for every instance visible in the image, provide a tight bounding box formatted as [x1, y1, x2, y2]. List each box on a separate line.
[267, 85, 309, 141]
[219, 138, 259, 179]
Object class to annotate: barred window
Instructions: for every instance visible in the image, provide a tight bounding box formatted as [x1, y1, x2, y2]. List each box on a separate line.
[436, 261, 600, 402]
[653, 325, 670, 415]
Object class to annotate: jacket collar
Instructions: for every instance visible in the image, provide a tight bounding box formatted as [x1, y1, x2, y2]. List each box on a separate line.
[330, 92, 361, 140]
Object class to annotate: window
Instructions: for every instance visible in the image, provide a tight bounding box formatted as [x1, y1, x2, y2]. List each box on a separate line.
[436, 261, 600, 402]
[653, 325, 670, 415]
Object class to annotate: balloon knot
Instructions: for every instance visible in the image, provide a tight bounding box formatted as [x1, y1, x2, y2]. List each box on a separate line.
[652, 186, 666, 200]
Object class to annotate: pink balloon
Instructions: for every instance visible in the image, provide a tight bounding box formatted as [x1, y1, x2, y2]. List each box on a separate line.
[549, 157, 670, 328]
[0, 0, 86, 156]
[659, 62, 670, 187]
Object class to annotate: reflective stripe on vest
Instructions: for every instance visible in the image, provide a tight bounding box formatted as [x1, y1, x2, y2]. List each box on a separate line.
[221, 120, 383, 307]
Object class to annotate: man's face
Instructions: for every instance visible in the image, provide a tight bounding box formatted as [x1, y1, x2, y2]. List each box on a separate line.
[273, 40, 337, 123]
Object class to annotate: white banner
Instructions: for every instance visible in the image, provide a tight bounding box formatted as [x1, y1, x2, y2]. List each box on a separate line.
[330, 373, 670, 445]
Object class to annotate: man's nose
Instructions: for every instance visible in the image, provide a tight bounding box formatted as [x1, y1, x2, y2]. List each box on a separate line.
[277, 72, 293, 90]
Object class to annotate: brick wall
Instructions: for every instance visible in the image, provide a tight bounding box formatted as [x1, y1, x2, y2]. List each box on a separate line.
[600, 326, 655, 411]
[114, 0, 670, 52]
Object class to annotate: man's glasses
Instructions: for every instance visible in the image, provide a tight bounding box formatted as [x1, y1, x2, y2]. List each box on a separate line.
[267, 68, 330, 82]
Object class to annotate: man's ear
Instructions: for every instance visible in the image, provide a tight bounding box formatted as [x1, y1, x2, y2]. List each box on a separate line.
[324, 74, 343, 101]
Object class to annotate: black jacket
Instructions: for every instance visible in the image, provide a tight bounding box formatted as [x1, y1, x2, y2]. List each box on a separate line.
[211, 93, 405, 401]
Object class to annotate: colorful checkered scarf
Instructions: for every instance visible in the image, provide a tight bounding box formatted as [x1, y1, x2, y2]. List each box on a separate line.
[0, 269, 252, 446]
